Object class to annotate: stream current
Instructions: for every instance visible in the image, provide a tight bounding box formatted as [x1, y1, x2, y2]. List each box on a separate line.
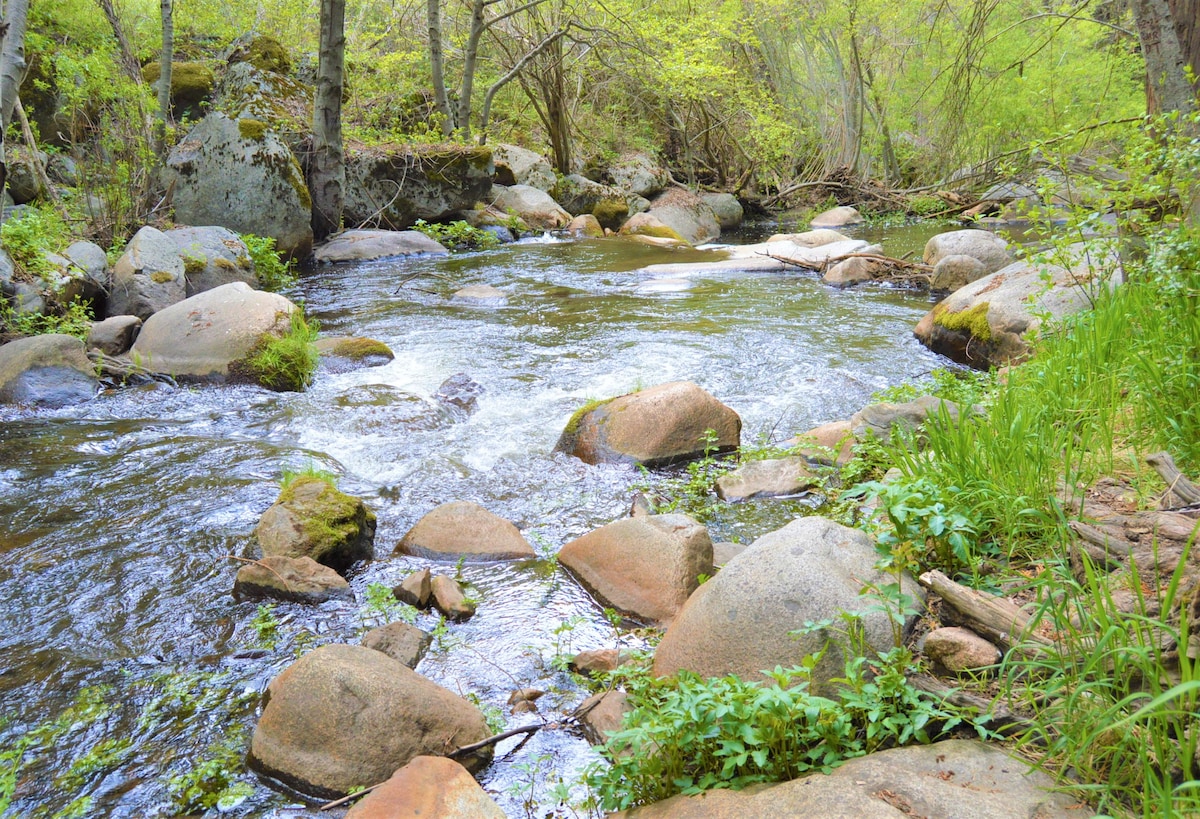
[0, 223, 950, 817]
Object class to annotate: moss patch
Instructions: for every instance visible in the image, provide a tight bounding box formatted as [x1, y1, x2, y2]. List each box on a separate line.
[628, 224, 686, 242]
[592, 199, 629, 229]
[330, 337, 393, 361]
[277, 476, 376, 561]
[238, 118, 267, 141]
[933, 301, 993, 342]
[563, 396, 617, 437]
[181, 254, 206, 276]
[248, 36, 292, 74]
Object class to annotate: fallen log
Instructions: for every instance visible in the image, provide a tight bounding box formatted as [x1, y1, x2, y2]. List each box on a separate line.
[907, 673, 1033, 737]
[919, 570, 1054, 658]
[1147, 451, 1200, 507]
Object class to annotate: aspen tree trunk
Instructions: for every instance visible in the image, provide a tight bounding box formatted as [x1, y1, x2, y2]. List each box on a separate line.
[428, 0, 453, 135]
[311, 0, 346, 242]
[0, 0, 27, 127]
[155, 0, 173, 155]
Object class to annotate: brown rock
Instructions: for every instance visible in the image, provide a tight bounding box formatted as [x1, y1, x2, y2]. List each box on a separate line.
[555, 381, 741, 467]
[396, 501, 534, 561]
[849, 396, 963, 444]
[575, 690, 630, 745]
[254, 476, 376, 575]
[233, 555, 352, 604]
[923, 627, 1001, 674]
[787, 420, 854, 466]
[559, 514, 713, 625]
[393, 568, 432, 608]
[569, 648, 623, 676]
[344, 756, 504, 819]
[361, 621, 432, 668]
[248, 644, 492, 798]
[822, 256, 878, 288]
[430, 575, 476, 621]
[714, 457, 819, 501]
[929, 253, 986, 292]
[568, 214, 605, 237]
[810, 205, 863, 228]
[711, 542, 747, 566]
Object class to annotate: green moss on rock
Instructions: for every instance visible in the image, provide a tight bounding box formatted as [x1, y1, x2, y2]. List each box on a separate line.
[238, 118, 267, 141]
[933, 301, 993, 342]
[330, 337, 394, 361]
[563, 396, 617, 437]
[248, 36, 292, 74]
[592, 199, 629, 230]
[628, 224, 686, 242]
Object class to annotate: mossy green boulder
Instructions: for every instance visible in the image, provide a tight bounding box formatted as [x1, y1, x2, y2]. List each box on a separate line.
[254, 476, 377, 575]
[343, 144, 493, 230]
[141, 61, 216, 117]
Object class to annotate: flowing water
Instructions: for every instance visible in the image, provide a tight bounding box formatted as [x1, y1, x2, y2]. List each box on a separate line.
[0, 224, 952, 817]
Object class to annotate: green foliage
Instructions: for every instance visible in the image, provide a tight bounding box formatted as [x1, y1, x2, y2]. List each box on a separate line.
[279, 461, 340, 491]
[907, 195, 945, 216]
[166, 726, 254, 813]
[0, 298, 93, 340]
[241, 234, 297, 292]
[240, 310, 319, 392]
[251, 603, 281, 649]
[360, 581, 419, 625]
[585, 648, 987, 811]
[871, 368, 995, 409]
[412, 220, 500, 252]
[634, 429, 734, 521]
[1, 206, 70, 282]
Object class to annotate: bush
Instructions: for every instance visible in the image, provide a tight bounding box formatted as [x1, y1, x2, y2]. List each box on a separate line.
[1, 205, 71, 283]
[412, 219, 500, 252]
[241, 234, 297, 292]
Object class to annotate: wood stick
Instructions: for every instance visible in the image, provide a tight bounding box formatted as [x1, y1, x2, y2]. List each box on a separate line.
[1067, 520, 1133, 556]
[448, 723, 543, 757]
[319, 782, 381, 811]
[919, 570, 1054, 657]
[1147, 451, 1200, 506]
[907, 673, 1033, 737]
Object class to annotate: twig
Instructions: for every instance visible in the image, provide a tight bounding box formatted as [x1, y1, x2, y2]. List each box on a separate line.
[224, 554, 293, 594]
[448, 723, 544, 757]
[319, 783, 382, 811]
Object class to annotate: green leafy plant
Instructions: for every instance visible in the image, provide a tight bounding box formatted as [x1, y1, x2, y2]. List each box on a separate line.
[634, 429, 734, 521]
[251, 603, 280, 649]
[241, 233, 297, 292]
[166, 726, 255, 813]
[279, 461, 340, 491]
[0, 297, 93, 340]
[360, 581, 418, 625]
[238, 310, 319, 391]
[412, 219, 500, 252]
[1, 204, 71, 283]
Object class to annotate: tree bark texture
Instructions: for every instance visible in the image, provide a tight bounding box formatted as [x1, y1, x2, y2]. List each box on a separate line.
[95, 0, 143, 84]
[156, 0, 173, 155]
[1132, 0, 1197, 115]
[0, 0, 28, 129]
[311, 0, 346, 242]
[428, 0, 452, 135]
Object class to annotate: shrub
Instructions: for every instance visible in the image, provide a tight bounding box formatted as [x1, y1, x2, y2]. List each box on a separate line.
[241, 233, 297, 292]
[412, 219, 500, 252]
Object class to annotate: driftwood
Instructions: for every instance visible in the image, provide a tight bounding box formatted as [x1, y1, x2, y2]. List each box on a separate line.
[1147, 451, 1200, 507]
[919, 570, 1054, 659]
[908, 673, 1033, 737]
[88, 351, 177, 387]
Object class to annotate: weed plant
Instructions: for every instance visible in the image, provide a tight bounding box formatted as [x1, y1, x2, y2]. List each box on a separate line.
[241, 234, 298, 292]
[412, 219, 501, 252]
[241, 310, 319, 392]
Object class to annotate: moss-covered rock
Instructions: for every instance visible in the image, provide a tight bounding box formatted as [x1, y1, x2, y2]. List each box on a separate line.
[254, 476, 377, 575]
[343, 143, 494, 230]
[246, 35, 293, 74]
[216, 62, 313, 153]
[142, 61, 216, 117]
[592, 198, 629, 231]
[932, 302, 992, 342]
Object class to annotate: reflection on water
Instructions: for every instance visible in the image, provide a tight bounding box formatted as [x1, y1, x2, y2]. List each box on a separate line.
[0, 229, 949, 817]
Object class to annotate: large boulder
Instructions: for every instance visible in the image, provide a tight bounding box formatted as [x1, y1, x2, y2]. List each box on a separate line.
[701, 193, 743, 229]
[491, 144, 555, 191]
[607, 153, 671, 198]
[233, 555, 352, 604]
[215, 61, 313, 150]
[165, 112, 313, 260]
[314, 229, 448, 263]
[107, 226, 186, 320]
[618, 212, 688, 246]
[555, 381, 741, 467]
[395, 500, 535, 561]
[254, 476, 376, 574]
[0, 334, 97, 407]
[248, 644, 492, 799]
[552, 174, 636, 227]
[608, 739, 1079, 818]
[141, 60, 216, 119]
[127, 282, 300, 381]
[490, 184, 571, 230]
[165, 226, 258, 296]
[652, 517, 923, 687]
[343, 144, 493, 230]
[344, 756, 505, 819]
[922, 229, 1011, 275]
[914, 241, 1118, 369]
[645, 189, 720, 245]
[558, 514, 713, 625]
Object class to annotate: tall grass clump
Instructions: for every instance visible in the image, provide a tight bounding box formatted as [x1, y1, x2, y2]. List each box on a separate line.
[238, 311, 319, 391]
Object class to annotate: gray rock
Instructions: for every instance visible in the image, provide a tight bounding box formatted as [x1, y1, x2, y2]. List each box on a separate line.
[314, 229, 448, 263]
[715, 457, 820, 501]
[712, 541, 747, 566]
[395, 501, 534, 561]
[982, 181, 1039, 203]
[607, 153, 671, 198]
[314, 337, 394, 369]
[810, 206, 863, 228]
[342, 144, 493, 230]
[491, 184, 571, 230]
[451, 284, 508, 305]
[701, 193, 743, 229]
[166, 113, 313, 260]
[552, 174, 632, 225]
[6, 150, 43, 204]
[361, 621, 431, 668]
[929, 253, 986, 292]
[63, 241, 110, 295]
[434, 372, 483, 414]
[849, 395, 963, 443]
[765, 229, 851, 246]
[555, 381, 741, 467]
[106, 226, 187, 320]
[567, 214, 605, 238]
[922, 229, 1011, 275]
[0, 334, 98, 407]
[248, 644, 492, 798]
[47, 154, 78, 187]
[608, 739, 1079, 818]
[233, 555, 352, 604]
[127, 282, 299, 381]
[559, 514, 713, 625]
[652, 517, 923, 688]
[646, 189, 720, 245]
[165, 226, 259, 296]
[87, 315, 142, 356]
[491, 144, 555, 191]
[640, 237, 869, 277]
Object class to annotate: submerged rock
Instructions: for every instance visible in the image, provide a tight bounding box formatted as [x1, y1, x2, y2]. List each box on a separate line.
[715, 456, 820, 501]
[248, 644, 492, 798]
[254, 476, 376, 574]
[314, 229, 448, 263]
[555, 381, 740, 468]
[233, 555, 351, 604]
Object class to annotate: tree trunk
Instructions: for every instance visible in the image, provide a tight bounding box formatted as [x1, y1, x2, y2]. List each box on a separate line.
[0, 0, 28, 128]
[95, 0, 144, 84]
[428, 0, 453, 135]
[1131, 0, 1196, 116]
[311, 0, 346, 243]
[0, 18, 9, 233]
[455, 0, 487, 141]
[155, 0, 173, 156]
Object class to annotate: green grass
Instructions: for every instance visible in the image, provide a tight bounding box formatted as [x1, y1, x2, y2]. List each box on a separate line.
[240, 310, 319, 391]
